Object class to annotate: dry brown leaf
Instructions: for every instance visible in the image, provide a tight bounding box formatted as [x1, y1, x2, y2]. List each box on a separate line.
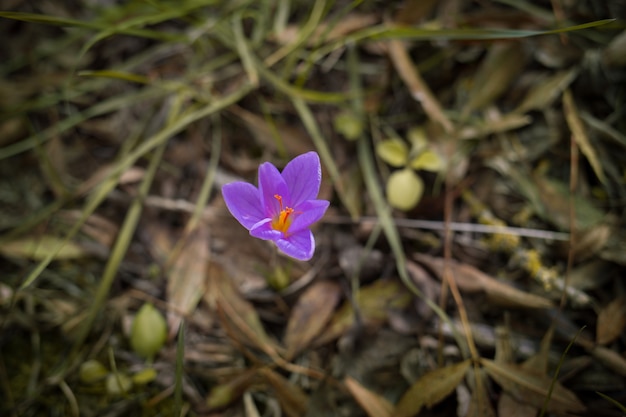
[603, 29, 626, 67]
[259, 368, 309, 417]
[515, 69, 578, 114]
[313, 279, 412, 346]
[393, 359, 471, 417]
[413, 253, 553, 309]
[569, 223, 611, 263]
[345, 376, 393, 417]
[596, 296, 626, 345]
[43, 133, 69, 197]
[589, 345, 626, 377]
[498, 392, 538, 417]
[206, 368, 257, 410]
[205, 263, 280, 358]
[284, 280, 341, 360]
[393, 0, 438, 24]
[166, 224, 209, 338]
[455, 112, 532, 141]
[481, 358, 586, 414]
[496, 329, 554, 416]
[462, 42, 526, 116]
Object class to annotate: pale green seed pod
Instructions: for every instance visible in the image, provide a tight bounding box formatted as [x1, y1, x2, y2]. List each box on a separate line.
[79, 359, 108, 383]
[130, 303, 167, 360]
[132, 367, 157, 385]
[106, 372, 133, 395]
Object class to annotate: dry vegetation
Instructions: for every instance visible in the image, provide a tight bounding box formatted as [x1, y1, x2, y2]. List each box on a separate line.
[1, 1, 625, 416]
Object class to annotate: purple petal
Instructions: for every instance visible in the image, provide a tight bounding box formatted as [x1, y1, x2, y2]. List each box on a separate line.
[222, 182, 265, 230]
[276, 229, 315, 261]
[281, 152, 322, 206]
[250, 219, 282, 241]
[258, 161, 290, 216]
[289, 199, 329, 234]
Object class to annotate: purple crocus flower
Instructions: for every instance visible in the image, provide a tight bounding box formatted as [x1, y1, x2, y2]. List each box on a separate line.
[222, 152, 329, 261]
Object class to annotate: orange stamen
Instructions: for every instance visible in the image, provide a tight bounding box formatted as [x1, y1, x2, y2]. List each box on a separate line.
[272, 194, 295, 234]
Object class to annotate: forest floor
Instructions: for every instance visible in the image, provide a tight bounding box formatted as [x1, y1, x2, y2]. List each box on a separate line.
[1, 1, 626, 416]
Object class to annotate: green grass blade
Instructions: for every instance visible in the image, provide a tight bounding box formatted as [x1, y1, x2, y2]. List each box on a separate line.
[0, 87, 166, 160]
[175, 321, 185, 416]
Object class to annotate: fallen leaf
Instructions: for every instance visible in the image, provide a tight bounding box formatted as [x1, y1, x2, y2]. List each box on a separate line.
[515, 69, 578, 114]
[413, 253, 553, 309]
[345, 376, 393, 417]
[206, 368, 257, 410]
[462, 42, 526, 116]
[481, 358, 586, 414]
[569, 223, 610, 263]
[596, 296, 626, 345]
[284, 280, 342, 360]
[206, 263, 281, 358]
[167, 224, 210, 338]
[393, 359, 471, 417]
[313, 279, 413, 347]
[498, 392, 538, 417]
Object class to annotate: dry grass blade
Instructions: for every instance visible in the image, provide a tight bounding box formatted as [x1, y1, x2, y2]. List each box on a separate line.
[466, 371, 496, 417]
[393, 359, 471, 417]
[481, 358, 586, 414]
[387, 38, 453, 134]
[563, 88, 607, 185]
[259, 368, 309, 417]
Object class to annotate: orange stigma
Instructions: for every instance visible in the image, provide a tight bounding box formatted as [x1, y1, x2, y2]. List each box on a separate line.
[272, 194, 295, 234]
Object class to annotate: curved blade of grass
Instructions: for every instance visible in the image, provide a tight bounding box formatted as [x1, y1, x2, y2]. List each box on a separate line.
[595, 391, 626, 414]
[175, 320, 185, 417]
[310, 19, 614, 63]
[77, 70, 151, 85]
[0, 87, 166, 160]
[369, 19, 616, 41]
[0, 11, 183, 42]
[257, 62, 349, 103]
[232, 11, 259, 86]
[357, 135, 468, 358]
